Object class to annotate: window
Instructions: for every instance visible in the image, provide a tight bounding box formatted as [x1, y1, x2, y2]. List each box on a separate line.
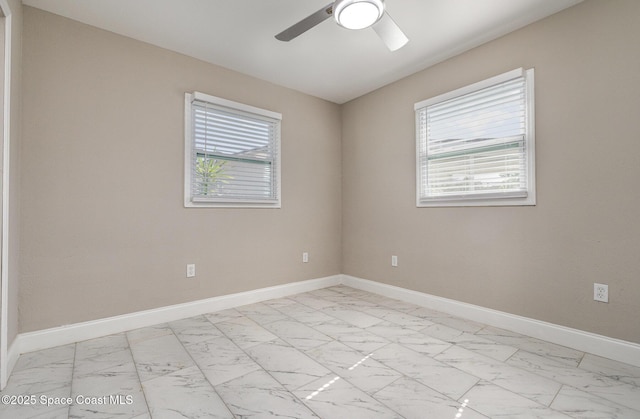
[415, 68, 535, 207]
[184, 92, 282, 208]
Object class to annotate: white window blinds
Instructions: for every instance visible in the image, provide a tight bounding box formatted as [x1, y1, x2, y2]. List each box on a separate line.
[415, 68, 535, 206]
[185, 92, 282, 207]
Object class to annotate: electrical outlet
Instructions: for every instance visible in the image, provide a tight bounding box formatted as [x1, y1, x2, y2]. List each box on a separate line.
[186, 264, 196, 278]
[594, 283, 608, 303]
[302, 252, 309, 263]
[391, 255, 398, 267]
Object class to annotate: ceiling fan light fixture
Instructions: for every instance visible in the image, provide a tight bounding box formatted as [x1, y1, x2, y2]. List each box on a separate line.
[334, 0, 385, 30]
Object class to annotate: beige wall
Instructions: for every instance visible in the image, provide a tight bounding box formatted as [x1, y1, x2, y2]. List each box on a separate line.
[342, 0, 640, 343]
[20, 7, 342, 332]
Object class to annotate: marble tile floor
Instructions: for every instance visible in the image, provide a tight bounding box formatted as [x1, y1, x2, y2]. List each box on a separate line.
[2, 285, 640, 418]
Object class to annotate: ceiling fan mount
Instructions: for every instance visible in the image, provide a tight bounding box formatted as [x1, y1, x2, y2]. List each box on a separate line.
[275, 0, 408, 52]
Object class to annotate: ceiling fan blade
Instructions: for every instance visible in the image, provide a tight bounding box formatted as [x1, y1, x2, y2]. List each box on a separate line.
[275, 3, 334, 42]
[372, 12, 409, 51]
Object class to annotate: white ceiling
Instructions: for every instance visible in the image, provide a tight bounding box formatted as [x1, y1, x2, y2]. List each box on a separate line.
[22, 0, 582, 104]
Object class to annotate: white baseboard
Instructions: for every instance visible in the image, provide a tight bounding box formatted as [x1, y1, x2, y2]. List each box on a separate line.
[12, 275, 341, 358]
[9, 272, 640, 380]
[342, 274, 640, 368]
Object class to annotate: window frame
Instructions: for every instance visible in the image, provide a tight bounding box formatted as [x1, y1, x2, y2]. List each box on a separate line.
[414, 68, 536, 208]
[184, 92, 282, 208]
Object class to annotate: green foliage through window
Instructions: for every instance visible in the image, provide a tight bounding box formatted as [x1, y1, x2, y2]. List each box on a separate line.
[195, 156, 233, 196]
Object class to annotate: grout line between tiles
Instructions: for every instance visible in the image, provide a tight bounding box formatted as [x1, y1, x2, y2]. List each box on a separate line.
[124, 332, 153, 418]
[547, 383, 564, 409]
[212, 316, 328, 419]
[64, 343, 77, 419]
[168, 319, 241, 418]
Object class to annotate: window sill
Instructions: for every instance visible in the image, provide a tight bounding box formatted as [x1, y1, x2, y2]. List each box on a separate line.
[417, 195, 536, 208]
[185, 199, 281, 209]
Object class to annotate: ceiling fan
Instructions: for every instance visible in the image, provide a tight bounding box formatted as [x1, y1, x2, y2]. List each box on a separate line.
[275, 0, 409, 51]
